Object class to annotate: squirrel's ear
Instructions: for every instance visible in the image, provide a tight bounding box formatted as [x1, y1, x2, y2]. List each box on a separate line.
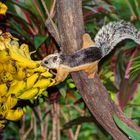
[82, 33, 95, 48]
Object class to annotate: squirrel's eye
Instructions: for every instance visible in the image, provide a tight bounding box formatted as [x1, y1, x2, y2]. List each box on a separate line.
[53, 56, 58, 62]
[44, 60, 48, 64]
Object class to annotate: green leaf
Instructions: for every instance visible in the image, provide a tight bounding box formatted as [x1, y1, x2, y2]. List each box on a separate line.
[34, 34, 47, 49]
[42, 90, 48, 97]
[25, 0, 44, 22]
[7, 11, 31, 29]
[9, 19, 33, 43]
[113, 115, 140, 140]
[57, 82, 67, 98]
[9, 0, 41, 24]
[59, 87, 67, 98]
[68, 83, 76, 89]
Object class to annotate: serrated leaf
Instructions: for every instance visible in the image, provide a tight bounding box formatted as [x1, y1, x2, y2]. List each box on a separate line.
[113, 115, 140, 140]
[34, 34, 47, 49]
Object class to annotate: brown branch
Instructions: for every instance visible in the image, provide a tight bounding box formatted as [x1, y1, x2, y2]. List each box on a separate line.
[24, 112, 33, 139]
[19, 113, 33, 140]
[74, 125, 81, 140]
[19, 115, 26, 140]
[33, 106, 42, 122]
[63, 116, 94, 129]
[73, 107, 85, 140]
[66, 104, 85, 114]
[51, 102, 60, 140]
[45, 19, 60, 46]
[60, 110, 74, 140]
[33, 106, 44, 140]
[43, 103, 50, 139]
[41, 0, 60, 45]
[32, 111, 37, 140]
[56, 0, 140, 140]
[48, 131, 52, 140]
[50, 0, 56, 17]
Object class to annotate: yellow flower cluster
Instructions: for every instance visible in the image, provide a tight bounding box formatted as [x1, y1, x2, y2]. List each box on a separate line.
[0, 2, 8, 15]
[0, 31, 55, 128]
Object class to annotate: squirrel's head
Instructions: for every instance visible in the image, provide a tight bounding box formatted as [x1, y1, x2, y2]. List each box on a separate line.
[42, 53, 61, 69]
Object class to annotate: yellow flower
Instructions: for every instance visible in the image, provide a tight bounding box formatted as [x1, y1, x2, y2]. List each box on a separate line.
[0, 2, 8, 15]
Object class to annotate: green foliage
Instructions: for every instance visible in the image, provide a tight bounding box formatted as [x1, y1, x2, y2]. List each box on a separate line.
[34, 34, 47, 49]
[3, 0, 53, 55]
[113, 115, 140, 140]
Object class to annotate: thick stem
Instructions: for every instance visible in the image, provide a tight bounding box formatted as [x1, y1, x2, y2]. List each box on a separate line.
[56, 0, 84, 54]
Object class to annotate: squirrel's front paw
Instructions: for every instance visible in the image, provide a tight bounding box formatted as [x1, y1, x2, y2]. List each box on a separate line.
[54, 66, 70, 84]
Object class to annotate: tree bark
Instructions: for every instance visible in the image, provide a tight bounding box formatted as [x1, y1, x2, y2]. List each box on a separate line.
[56, 0, 140, 140]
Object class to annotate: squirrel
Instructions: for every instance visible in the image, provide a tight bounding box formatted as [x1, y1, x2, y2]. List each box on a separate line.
[42, 20, 140, 84]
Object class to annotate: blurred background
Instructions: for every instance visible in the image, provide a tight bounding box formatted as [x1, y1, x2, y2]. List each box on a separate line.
[1, 0, 140, 140]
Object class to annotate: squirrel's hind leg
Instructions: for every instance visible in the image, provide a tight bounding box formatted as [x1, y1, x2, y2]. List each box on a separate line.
[84, 61, 98, 78]
[82, 33, 95, 48]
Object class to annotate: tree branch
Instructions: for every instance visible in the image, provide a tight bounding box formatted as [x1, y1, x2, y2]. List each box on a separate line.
[51, 102, 60, 140]
[60, 110, 74, 140]
[56, 0, 140, 140]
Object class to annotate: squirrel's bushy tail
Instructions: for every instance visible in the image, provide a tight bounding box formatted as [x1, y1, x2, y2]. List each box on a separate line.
[95, 20, 140, 57]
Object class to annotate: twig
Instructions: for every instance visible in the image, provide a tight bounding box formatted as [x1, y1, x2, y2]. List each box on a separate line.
[43, 103, 50, 139]
[63, 116, 94, 129]
[51, 102, 60, 140]
[33, 106, 44, 140]
[48, 131, 52, 140]
[73, 109, 85, 140]
[45, 20, 60, 46]
[134, 0, 140, 16]
[72, 105, 85, 114]
[66, 104, 85, 114]
[40, 0, 60, 45]
[32, 112, 37, 140]
[34, 106, 42, 122]
[19, 112, 33, 140]
[23, 112, 33, 139]
[30, 50, 36, 55]
[50, 0, 56, 17]
[60, 110, 74, 140]
[73, 125, 81, 140]
[19, 115, 26, 140]
[125, 0, 137, 20]
[43, 110, 51, 120]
